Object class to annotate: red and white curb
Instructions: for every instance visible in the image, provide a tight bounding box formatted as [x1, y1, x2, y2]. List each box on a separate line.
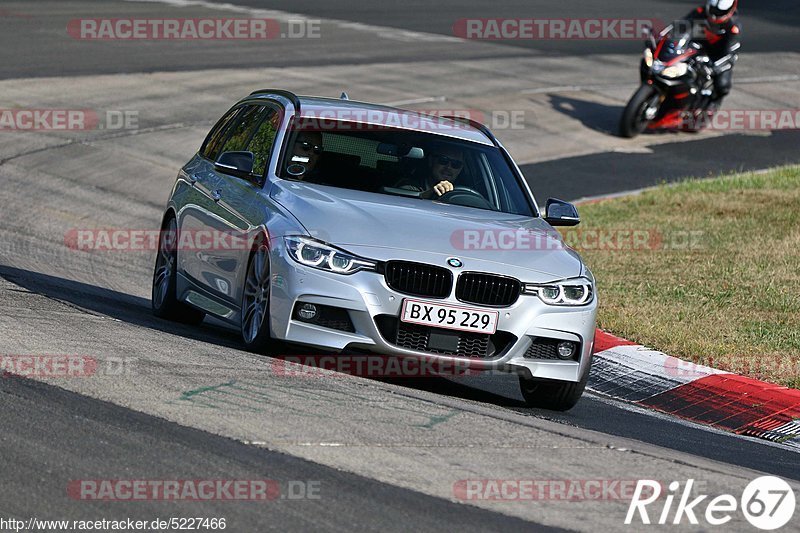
[589, 330, 800, 449]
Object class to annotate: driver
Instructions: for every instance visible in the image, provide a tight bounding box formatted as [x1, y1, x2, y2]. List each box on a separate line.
[396, 144, 465, 199]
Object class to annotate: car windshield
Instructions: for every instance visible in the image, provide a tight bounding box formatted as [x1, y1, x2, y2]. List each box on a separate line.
[278, 119, 535, 216]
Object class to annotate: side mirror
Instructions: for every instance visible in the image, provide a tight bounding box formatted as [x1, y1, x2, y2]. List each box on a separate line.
[544, 198, 580, 227]
[215, 151, 255, 179]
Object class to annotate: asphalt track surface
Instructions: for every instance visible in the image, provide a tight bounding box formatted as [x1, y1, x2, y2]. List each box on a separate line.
[3, 0, 797, 79]
[523, 129, 800, 202]
[0, 374, 552, 533]
[227, 0, 800, 55]
[3, 265, 799, 479]
[1, 0, 800, 531]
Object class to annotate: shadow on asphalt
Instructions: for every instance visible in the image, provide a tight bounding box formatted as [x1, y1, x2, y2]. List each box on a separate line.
[0, 265, 244, 351]
[521, 129, 800, 202]
[0, 264, 527, 408]
[380, 375, 528, 408]
[548, 94, 624, 135]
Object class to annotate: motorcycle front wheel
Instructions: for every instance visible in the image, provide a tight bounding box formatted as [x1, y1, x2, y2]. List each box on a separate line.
[618, 85, 659, 138]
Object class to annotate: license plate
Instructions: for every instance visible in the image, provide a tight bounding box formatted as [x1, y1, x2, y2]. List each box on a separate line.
[400, 299, 498, 334]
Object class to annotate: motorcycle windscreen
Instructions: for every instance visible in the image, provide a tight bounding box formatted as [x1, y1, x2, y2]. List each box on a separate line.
[656, 28, 694, 62]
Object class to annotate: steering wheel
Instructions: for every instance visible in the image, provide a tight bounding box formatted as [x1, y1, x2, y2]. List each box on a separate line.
[437, 187, 493, 210]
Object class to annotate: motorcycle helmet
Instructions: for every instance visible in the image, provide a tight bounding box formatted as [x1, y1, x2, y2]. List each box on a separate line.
[705, 0, 738, 24]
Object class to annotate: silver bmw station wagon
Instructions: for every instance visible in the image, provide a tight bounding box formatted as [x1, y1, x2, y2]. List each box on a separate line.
[153, 89, 597, 410]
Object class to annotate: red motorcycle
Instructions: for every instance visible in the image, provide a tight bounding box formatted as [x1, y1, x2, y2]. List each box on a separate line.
[619, 26, 720, 138]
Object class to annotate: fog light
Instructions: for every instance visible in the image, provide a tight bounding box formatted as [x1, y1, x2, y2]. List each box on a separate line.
[557, 341, 577, 360]
[297, 303, 318, 321]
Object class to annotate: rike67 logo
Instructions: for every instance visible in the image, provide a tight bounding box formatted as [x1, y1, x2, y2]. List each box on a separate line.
[626, 477, 796, 530]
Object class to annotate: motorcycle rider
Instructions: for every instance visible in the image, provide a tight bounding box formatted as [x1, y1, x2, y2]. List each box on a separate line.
[677, 0, 741, 106]
[621, 0, 740, 136]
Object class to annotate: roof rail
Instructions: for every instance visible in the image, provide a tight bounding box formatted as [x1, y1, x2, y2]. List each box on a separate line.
[248, 89, 301, 114]
[440, 115, 499, 147]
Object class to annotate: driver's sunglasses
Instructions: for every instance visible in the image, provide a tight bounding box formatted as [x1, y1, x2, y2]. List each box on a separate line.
[434, 155, 463, 170]
[296, 140, 323, 155]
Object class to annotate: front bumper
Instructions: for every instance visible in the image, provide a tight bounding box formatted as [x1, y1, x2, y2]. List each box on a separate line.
[268, 246, 597, 383]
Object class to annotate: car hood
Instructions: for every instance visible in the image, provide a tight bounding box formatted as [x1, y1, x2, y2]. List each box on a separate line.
[270, 181, 583, 280]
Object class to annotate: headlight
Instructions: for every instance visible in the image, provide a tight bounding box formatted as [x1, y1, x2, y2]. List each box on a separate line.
[284, 236, 376, 275]
[661, 63, 688, 79]
[644, 48, 654, 67]
[522, 278, 594, 306]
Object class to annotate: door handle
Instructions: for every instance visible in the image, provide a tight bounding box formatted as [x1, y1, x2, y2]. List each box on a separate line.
[211, 189, 222, 202]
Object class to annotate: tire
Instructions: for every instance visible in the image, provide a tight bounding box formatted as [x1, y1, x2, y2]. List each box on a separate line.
[618, 85, 659, 138]
[519, 367, 589, 411]
[151, 216, 206, 324]
[240, 238, 273, 352]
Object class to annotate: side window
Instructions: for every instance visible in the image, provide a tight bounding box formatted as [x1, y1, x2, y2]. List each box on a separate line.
[201, 107, 240, 161]
[247, 108, 281, 176]
[217, 105, 265, 155]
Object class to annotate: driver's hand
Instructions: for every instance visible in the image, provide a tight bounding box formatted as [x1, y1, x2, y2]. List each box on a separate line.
[432, 180, 454, 197]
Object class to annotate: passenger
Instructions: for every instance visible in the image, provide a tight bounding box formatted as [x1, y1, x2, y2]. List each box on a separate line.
[287, 131, 323, 179]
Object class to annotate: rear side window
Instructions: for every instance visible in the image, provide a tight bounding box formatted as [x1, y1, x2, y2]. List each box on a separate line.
[200, 107, 240, 161]
[247, 109, 281, 176]
[217, 105, 265, 155]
